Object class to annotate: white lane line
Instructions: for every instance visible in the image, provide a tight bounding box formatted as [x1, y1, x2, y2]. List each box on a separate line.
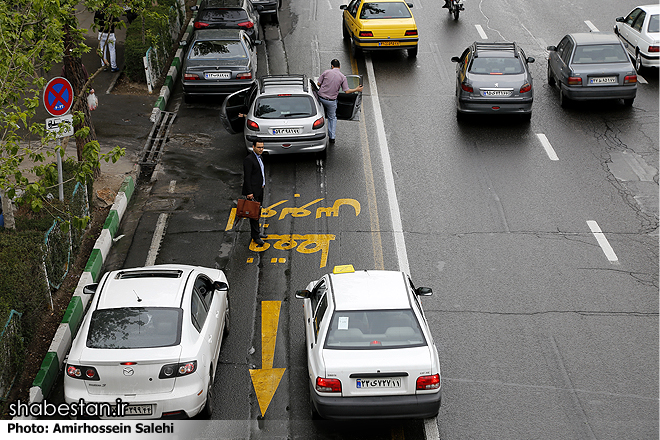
[168, 180, 176, 193]
[584, 20, 599, 32]
[637, 74, 647, 84]
[145, 213, 170, 266]
[475, 24, 488, 39]
[365, 54, 410, 275]
[536, 134, 559, 161]
[586, 220, 619, 263]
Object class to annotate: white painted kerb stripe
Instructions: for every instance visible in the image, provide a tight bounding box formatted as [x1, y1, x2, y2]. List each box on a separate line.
[587, 220, 619, 263]
[475, 24, 488, 39]
[146, 213, 169, 266]
[584, 20, 599, 32]
[536, 133, 559, 161]
[365, 55, 410, 276]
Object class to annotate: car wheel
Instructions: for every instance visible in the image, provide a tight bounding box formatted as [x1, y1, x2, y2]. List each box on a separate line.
[279, 0, 282, 8]
[634, 50, 643, 72]
[184, 93, 193, 104]
[623, 97, 634, 107]
[456, 109, 465, 121]
[522, 112, 532, 122]
[547, 63, 555, 86]
[408, 46, 418, 58]
[201, 373, 214, 417]
[559, 86, 570, 108]
[342, 20, 350, 40]
[350, 40, 362, 58]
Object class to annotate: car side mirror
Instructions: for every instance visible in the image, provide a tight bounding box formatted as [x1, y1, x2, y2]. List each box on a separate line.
[615, 16, 625, 23]
[450, 56, 460, 63]
[416, 287, 433, 296]
[83, 283, 98, 295]
[213, 281, 229, 291]
[527, 56, 535, 63]
[340, 4, 347, 9]
[546, 45, 557, 51]
[295, 289, 311, 299]
[407, 3, 413, 8]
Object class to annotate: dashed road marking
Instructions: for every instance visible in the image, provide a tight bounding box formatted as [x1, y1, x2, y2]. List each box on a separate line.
[584, 20, 599, 32]
[587, 220, 619, 263]
[536, 134, 559, 161]
[145, 213, 169, 266]
[475, 24, 488, 39]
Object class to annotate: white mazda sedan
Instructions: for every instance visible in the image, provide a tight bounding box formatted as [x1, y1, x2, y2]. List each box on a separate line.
[64, 265, 229, 419]
[296, 265, 442, 419]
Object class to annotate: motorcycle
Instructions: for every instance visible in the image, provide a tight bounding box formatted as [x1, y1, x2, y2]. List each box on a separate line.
[447, 0, 464, 20]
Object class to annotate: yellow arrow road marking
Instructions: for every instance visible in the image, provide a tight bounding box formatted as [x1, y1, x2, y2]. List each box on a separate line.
[249, 301, 286, 417]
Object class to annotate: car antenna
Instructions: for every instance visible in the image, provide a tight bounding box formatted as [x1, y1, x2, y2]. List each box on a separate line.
[133, 290, 142, 302]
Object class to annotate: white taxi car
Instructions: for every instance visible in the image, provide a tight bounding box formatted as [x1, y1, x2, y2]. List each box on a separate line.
[295, 265, 441, 419]
[64, 265, 229, 419]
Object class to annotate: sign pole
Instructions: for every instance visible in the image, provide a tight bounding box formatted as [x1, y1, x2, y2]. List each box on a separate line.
[56, 138, 64, 201]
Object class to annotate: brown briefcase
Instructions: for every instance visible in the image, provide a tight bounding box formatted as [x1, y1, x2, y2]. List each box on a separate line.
[237, 197, 261, 220]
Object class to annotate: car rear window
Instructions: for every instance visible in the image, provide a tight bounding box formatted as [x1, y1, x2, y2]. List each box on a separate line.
[199, 8, 248, 22]
[359, 2, 412, 19]
[190, 40, 247, 59]
[254, 95, 316, 118]
[86, 307, 182, 349]
[648, 14, 659, 33]
[572, 44, 628, 64]
[324, 309, 426, 349]
[469, 56, 524, 74]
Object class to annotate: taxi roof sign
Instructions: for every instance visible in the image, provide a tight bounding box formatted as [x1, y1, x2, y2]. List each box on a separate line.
[333, 264, 355, 274]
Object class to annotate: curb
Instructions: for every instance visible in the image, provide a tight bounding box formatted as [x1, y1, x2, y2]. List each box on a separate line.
[149, 3, 199, 123]
[13, 176, 136, 420]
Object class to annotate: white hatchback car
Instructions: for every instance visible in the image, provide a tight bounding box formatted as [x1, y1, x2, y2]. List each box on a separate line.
[296, 265, 442, 419]
[615, 4, 659, 71]
[64, 265, 229, 419]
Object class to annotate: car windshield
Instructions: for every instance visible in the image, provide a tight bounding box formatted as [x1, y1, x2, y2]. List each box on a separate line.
[86, 307, 182, 349]
[359, 2, 411, 19]
[572, 44, 628, 64]
[324, 309, 426, 349]
[648, 14, 659, 33]
[469, 56, 524, 74]
[254, 95, 316, 118]
[199, 9, 248, 22]
[190, 40, 247, 59]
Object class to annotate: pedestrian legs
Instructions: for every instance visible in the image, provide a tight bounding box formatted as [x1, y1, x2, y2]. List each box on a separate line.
[319, 97, 338, 141]
[98, 32, 117, 70]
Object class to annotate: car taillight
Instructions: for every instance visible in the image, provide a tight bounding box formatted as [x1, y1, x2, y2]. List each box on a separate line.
[158, 361, 197, 379]
[246, 119, 259, 131]
[316, 377, 342, 393]
[568, 76, 582, 85]
[184, 73, 200, 80]
[519, 82, 532, 93]
[461, 83, 473, 93]
[312, 117, 325, 129]
[359, 31, 373, 37]
[624, 74, 637, 84]
[66, 364, 100, 381]
[236, 72, 252, 80]
[238, 21, 254, 29]
[649, 46, 659, 53]
[194, 22, 209, 29]
[405, 30, 418, 36]
[416, 374, 440, 390]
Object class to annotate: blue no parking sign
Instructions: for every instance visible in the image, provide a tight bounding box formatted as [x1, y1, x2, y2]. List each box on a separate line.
[43, 77, 74, 116]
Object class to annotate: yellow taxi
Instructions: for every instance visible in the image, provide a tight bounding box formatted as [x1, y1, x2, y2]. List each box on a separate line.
[340, 0, 419, 58]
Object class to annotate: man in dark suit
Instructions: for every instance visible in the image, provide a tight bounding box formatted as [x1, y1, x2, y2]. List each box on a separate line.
[243, 140, 267, 246]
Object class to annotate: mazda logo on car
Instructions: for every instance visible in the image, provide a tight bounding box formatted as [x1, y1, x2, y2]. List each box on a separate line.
[123, 367, 134, 376]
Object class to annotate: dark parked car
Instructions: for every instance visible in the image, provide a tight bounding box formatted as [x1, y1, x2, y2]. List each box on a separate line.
[192, 0, 260, 42]
[547, 33, 637, 107]
[251, 0, 280, 23]
[451, 42, 535, 121]
[182, 29, 260, 102]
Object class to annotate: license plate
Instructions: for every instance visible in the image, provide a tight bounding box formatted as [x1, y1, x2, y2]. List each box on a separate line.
[589, 76, 616, 84]
[356, 378, 402, 388]
[378, 41, 400, 47]
[111, 404, 153, 416]
[482, 90, 512, 97]
[271, 128, 302, 135]
[205, 72, 230, 80]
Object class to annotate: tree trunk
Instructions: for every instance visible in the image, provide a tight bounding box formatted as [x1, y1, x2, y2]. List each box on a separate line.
[62, 24, 98, 166]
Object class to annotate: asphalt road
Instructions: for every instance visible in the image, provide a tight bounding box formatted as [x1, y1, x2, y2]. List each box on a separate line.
[54, 0, 659, 438]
